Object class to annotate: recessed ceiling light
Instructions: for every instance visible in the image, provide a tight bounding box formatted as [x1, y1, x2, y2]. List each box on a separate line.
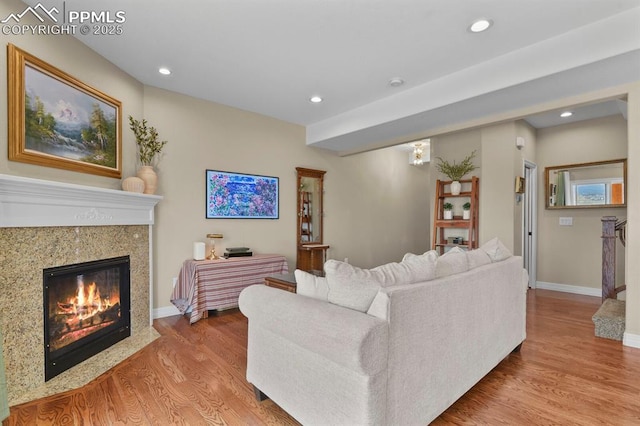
[389, 78, 404, 87]
[560, 111, 573, 118]
[158, 67, 171, 75]
[469, 19, 492, 33]
[309, 96, 323, 103]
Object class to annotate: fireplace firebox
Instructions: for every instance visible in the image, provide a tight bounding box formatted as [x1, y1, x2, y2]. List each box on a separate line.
[43, 256, 131, 381]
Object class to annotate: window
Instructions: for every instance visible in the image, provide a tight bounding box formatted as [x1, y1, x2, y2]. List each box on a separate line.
[571, 178, 624, 206]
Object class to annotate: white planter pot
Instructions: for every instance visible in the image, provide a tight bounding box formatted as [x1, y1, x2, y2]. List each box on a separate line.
[450, 180, 462, 195]
[463, 210, 470, 220]
[444, 210, 453, 220]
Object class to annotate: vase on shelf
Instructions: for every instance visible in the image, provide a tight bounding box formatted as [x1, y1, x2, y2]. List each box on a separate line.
[450, 180, 462, 195]
[463, 209, 470, 220]
[121, 176, 145, 193]
[444, 210, 453, 220]
[137, 165, 157, 195]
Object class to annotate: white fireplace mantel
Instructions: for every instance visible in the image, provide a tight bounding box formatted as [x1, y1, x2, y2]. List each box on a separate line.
[0, 174, 162, 227]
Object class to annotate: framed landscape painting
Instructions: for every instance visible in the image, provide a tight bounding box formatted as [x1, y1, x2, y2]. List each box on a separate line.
[7, 43, 122, 178]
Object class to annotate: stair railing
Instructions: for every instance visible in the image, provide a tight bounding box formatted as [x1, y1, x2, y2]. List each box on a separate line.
[601, 216, 626, 301]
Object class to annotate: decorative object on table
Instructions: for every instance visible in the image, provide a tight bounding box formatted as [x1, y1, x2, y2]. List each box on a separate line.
[206, 233, 224, 260]
[7, 44, 122, 178]
[462, 202, 471, 220]
[121, 176, 145, 193]
[435, 150, 477, 195]
[224, 247, 252, 258]
[128, 115, 167, 195]
[193, 242, 206, 260]
[205, 170, 279, 219]
[443, 202, 453, 220]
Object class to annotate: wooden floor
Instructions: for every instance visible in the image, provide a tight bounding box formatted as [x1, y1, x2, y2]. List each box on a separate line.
[4, 289, 640, 425]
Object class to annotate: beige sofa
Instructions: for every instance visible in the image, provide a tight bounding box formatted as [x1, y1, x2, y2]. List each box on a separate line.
[239, 241, 527, 425]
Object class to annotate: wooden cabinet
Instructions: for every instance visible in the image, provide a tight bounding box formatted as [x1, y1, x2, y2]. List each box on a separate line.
[432, 177, 479, 254]
[296, 168, 328, 273]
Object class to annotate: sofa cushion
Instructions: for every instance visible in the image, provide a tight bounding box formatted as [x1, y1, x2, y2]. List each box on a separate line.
[466, 249, 492, 269]
[325, 258, 427, 312]
[435, 246, 469, 278]
[480, 237, 512, 262]
[294, 269, 329, 301]
[401, 250, 438, 282]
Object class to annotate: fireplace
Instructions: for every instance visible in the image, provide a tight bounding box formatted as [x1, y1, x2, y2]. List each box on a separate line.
[1, 174, 161, 404]
[43, 256, 131, 381]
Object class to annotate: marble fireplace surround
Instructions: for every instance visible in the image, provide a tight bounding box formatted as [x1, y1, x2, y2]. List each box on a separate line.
[0, 174, 162, 405]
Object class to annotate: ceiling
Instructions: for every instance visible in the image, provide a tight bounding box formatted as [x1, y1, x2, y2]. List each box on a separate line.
[17, 0, 640, 154]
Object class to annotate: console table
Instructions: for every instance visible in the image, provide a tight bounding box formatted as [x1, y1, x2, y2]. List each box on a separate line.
[171, 254, 288, 324]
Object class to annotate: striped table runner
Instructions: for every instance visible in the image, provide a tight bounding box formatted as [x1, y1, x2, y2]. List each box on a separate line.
[171, 254, 288, 324]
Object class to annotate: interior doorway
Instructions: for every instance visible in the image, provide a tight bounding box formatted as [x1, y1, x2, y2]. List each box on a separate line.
[523, 161, 537, 288]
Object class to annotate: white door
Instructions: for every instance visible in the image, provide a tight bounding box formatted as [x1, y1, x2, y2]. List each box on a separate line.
[523, 161, 537, 288]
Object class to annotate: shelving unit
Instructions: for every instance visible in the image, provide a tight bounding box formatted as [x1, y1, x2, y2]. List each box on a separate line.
[300, 191, 312, 242]
[432, 177, 479, 254]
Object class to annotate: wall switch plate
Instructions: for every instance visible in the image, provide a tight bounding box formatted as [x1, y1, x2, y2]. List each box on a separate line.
[559, 217, 573, 226]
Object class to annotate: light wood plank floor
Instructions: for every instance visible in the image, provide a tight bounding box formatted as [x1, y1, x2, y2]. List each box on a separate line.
[4, 289, 640, 425]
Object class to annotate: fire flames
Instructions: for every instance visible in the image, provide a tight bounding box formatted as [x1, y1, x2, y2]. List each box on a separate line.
[56, 275, 118, 319]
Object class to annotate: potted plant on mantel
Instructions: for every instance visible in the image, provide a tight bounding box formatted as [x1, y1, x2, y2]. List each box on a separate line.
[435, 150, 477, 195]
[127, 116, 168, 195]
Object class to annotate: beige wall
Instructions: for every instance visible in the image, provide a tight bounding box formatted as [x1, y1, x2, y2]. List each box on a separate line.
[431, 121, 529, 254]
[536, 115, 627, 290]
[143, 87, 430, 311]
[0, 0, 430, 316]
[0, 0, 143, 187]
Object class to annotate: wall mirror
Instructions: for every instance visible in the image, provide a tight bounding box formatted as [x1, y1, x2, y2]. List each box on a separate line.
[296, 167, 328, 273]
[545, 159, 626, 209]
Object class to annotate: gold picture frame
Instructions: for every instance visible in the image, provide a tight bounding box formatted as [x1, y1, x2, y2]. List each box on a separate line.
[515, 176, 525, 194]
[8, 43, 122, 178]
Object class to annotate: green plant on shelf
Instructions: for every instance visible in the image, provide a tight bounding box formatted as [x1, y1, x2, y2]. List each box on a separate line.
[435, 150, 477, 181]
[443, 202, 453, 211]
[463, 202, 471, 211]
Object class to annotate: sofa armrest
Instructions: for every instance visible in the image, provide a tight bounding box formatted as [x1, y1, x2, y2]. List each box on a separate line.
[239, 284, 388, 375]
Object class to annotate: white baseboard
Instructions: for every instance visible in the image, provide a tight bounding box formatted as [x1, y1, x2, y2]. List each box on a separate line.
[153, 305, 181, 319]
[535, 281, 601, 297]
[623, 332, 640, 349]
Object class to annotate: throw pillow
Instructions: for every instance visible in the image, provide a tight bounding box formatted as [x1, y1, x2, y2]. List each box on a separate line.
[294, 269, 329, 302]
[325, 259, 415, 312]
[480, 237, 512, 262]
[324, 260, 383, 312]
[435, 246, 469, 278]
[401, 250, 438, 282]
[466, 249, 492, 270]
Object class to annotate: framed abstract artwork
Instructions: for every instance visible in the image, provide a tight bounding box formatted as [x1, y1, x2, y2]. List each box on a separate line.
[206, 170, 279, 219]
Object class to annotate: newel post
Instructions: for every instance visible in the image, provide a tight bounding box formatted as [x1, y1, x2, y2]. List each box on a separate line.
[601, 216, 617, 302]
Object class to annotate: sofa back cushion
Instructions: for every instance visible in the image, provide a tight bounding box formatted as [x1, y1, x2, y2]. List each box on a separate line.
[466, 248, 492, 269]
[325, 253, 437, 312]
[435, 246, 469, 278]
